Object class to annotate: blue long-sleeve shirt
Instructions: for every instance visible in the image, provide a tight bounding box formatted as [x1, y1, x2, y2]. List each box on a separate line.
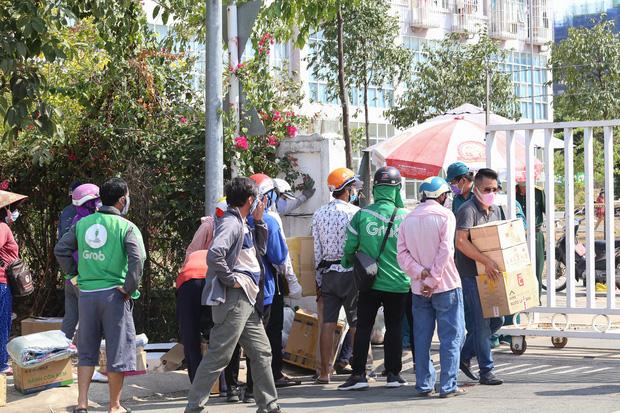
[248, 214, 288, 305]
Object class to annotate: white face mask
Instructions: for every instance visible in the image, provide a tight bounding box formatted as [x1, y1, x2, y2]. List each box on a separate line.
[121, 196, 130, 216]
[5, 209, 19, 224]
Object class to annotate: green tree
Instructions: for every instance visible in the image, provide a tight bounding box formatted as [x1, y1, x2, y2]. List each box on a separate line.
[0, 0, 148, 139]
[551, 18, 620, 121]
[386, 32, 520, 129]
[550, 17, 620, 203]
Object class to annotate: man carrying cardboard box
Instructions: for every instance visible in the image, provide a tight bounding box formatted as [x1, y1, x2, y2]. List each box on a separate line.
[454, 169, 505, 386]
[397, 177, 465, 398]
[311, 168, 360, 384]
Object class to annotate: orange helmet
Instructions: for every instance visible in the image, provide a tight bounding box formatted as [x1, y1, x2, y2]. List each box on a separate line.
[249, 173, 276, 196]
[327, 168, 356, 192]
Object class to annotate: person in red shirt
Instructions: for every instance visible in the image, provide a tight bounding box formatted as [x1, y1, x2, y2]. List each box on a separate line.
[0, 189, 27, 375]
[176, 198, 227, 382]
[595, 190, 605, 232]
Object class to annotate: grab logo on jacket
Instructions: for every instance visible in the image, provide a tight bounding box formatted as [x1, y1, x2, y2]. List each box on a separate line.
[365, 221, 399, 238]
[85, 224, 108, 249]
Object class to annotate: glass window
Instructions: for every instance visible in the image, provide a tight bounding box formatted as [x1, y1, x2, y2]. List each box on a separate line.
[309, 83, 318, 102]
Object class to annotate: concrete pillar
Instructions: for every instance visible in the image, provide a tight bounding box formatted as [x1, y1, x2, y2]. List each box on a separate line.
[277, 133, 346, 237]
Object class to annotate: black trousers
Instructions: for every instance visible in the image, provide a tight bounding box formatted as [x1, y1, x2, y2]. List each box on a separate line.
[224, 303, 271, 392]
[266, 291, 284, 380]
[351, 289, 408, 376]
[176, 279, 212, 383]
[406, 290, 415, 356]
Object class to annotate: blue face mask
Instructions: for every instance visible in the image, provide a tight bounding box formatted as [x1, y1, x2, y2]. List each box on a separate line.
[349, 193, 358, 203]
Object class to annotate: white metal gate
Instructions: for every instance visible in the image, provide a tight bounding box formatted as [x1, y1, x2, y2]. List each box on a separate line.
[486, 120, 620, 353]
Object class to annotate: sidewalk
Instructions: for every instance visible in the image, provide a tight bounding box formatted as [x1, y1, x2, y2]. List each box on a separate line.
[5, 336, 620, 413]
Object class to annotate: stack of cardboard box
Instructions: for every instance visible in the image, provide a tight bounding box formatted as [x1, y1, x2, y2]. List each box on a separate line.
[286, 237, 317, 297]
[282, 309, 345, 371]
[471, 219, 539, 318]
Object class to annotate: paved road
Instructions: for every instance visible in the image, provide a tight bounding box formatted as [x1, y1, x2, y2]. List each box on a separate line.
[117, 337, 620, 413]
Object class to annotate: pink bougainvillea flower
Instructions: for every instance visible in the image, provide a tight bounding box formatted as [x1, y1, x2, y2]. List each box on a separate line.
[179, 116, 187, 124]
[68, 152, 78, 161]
[272, 111, 281, 121]
[234, 136, 249, 150]
[0, 180, 9, 191]
[286, 125, 298, 138]
[267, 135, 278, 146]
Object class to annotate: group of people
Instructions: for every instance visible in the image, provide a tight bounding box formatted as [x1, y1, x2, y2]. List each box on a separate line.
[0, 159, 548, 413]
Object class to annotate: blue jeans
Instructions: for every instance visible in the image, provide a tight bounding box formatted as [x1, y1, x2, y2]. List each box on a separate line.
[412, 288, 465, 395]
[0, 284, 12, 371]
[460, 277, 503, 377]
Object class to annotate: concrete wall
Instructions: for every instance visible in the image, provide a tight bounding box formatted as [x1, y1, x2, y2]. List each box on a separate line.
[277, 133, 346, 237]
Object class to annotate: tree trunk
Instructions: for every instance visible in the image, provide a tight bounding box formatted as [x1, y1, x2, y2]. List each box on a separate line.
[336, 3, 352, 168]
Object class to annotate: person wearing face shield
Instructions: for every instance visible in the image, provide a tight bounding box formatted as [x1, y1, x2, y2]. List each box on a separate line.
[273, 177, 315, 215]
[311, 168, 361, 384]
[0, 189, 28, 375]
[454, 168, 505, 386]
[60, 184, 102, 341]
[397, 176, 465, 397]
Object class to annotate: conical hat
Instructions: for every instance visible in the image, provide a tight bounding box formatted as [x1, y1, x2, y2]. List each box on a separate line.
[0, 190, 28, 209]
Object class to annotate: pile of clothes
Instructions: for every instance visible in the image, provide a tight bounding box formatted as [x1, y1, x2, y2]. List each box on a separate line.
[7, 330, 77, 368]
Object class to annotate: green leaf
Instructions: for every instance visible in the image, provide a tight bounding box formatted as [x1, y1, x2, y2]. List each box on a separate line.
[153, 5, 161, 19]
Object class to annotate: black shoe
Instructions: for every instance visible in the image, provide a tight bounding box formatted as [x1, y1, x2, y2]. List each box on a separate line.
[243, 392, 256, 404]
[338, 375, 369, 391]
[459, 360, 479, 381]
[480, 372, 504, 385]
[385, 372, 408, 388]
[226, 386, 240, 403]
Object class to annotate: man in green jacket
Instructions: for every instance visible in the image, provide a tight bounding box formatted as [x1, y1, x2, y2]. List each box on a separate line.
[338, 166, 411, 391]
[55, 178, 145, 413]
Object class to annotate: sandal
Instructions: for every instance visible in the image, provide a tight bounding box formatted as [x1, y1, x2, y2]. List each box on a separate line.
[274, 376, 302, 387]
[73, 408, 88, 413]
[314, 377, 330, 385]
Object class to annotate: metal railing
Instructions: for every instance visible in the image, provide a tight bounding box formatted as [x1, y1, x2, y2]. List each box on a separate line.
[489, 0, 527, 40]
[529, 0, 552, 44]
[451, 0, 487, 33]
[486, 120, 620, 350]
[410, 0, 447, 29]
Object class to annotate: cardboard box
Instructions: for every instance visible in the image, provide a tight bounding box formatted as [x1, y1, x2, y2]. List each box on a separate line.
[475, 242, 531, 274]
[0, 373, 6, 407]
[286, 237, 317, 297]
[99, 349, 147, 376]
[13, 357, 73, 394]
[21, 317, 63, 336]
[470, 219, 527, 252]
[476, 265, 539, 318]
[160, 343, 219, 394]
[283, 309, 344, 371]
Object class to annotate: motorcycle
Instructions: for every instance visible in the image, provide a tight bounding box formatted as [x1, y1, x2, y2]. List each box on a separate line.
[547, 217, 620, 292]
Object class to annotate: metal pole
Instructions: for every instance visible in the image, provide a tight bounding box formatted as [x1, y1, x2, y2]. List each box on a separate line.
[227, 1, 240, 178]
[529, 0, 535, 123]
[205, 0, 224, 216]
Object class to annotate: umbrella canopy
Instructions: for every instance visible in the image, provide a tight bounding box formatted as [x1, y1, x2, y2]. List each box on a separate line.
[0, 190, 28, 210]
[369, 104, 559, 180]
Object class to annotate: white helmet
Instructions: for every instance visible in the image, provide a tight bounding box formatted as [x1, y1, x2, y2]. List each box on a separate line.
[273, 178, 296, 200]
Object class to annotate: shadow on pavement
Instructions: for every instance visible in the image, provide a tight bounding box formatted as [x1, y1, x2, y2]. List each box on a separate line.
[535, 385, 620, 397]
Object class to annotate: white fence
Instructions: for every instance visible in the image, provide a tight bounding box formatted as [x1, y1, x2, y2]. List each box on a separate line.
[487, 120, 620, 352]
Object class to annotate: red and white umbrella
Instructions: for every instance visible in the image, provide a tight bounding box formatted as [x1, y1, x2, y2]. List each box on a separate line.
[369, 104, 558, 180]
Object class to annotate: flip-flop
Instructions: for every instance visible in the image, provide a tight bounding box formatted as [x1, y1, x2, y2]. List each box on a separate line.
[73, 408, 88, 413]
[120, 406, 132, 413]
[314, 378, 330, 385]
[275, 376, 302, 387]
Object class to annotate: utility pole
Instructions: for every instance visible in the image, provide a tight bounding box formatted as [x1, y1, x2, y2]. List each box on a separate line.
[205, 0, 224, 216]
[227, 1, 240, 178]
[529, 0, 536, 123]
